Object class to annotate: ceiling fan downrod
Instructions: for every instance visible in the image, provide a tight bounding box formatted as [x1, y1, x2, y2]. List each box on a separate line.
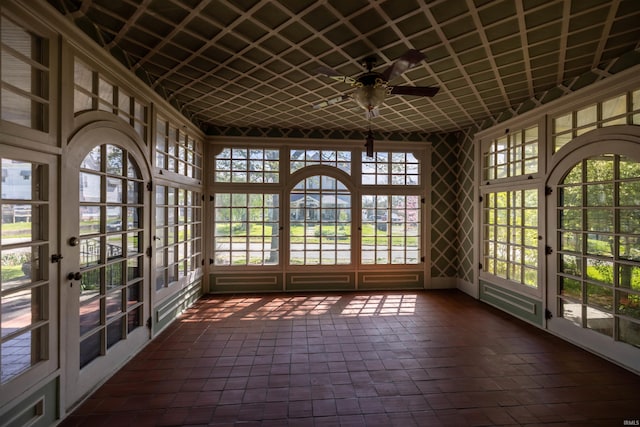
[365, 118, 374, 158]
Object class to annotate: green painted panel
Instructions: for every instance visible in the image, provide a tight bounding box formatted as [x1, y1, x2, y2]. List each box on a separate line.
[0, 377, 58, 427]
[209, 273, 283, 293]
[286, 273, 355, 291]
[358, 271, 424, 290]
[479, 280, 543, 326]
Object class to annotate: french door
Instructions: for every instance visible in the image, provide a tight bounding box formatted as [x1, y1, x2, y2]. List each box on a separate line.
[0, 146, 58, 407]
[546, 131, 640, 373]
[61, 126, 150, 407]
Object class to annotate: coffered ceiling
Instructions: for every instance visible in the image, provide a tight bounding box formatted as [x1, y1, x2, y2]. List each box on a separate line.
[46, 0, 640, 134]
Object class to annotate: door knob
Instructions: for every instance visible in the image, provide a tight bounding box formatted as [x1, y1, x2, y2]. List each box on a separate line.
[67, 272, 82, 280]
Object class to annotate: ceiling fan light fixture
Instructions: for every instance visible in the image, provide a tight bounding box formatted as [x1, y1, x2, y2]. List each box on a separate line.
[353, 85, 386, 112]
[312, 49, 439, 115]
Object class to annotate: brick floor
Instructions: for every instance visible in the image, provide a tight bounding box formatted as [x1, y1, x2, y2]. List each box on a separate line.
[60, 290, 640, 426]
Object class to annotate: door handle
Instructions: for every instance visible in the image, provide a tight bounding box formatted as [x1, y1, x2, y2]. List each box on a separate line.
[67, 272, 82, 281]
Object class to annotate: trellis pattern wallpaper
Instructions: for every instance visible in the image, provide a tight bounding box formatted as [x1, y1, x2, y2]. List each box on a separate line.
[429, 133, 460, 278]
[456, 128, 476, 285]
[207, 46, 640, 285]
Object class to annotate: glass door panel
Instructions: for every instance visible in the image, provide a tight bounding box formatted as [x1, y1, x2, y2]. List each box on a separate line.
[554, 154, 640, 347]
[76, 144, 144, 367]
[63, 135, 149, 408]
[0, 156, 55, 388]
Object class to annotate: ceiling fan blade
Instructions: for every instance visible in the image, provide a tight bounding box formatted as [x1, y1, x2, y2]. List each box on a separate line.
[316, 66, 356, 84]
[381, 49, 426, 81]
[389, 85, 439, 97]
[312, 94, 351, 109]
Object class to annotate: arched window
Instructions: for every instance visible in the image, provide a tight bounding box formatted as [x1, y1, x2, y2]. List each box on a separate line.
[555, 153, 640, 346]
[289, 175, 351, 265]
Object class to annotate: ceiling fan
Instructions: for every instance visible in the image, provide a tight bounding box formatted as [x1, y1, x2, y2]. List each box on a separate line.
[312, 49, 439, 119]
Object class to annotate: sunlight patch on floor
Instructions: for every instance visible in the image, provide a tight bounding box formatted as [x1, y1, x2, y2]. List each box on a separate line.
[340, 294, 417, 316]
[187, 293, 418, 321]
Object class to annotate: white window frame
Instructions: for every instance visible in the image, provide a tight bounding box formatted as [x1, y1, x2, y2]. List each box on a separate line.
[476, 118, 546, 298]
[153, 182, 203, 297]
[208, 140, 431, 279]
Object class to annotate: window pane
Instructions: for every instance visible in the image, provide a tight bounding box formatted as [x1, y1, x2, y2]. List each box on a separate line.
[586, 157, 614, 182]
[362, 195, 420, 265]
[619, 181, 640, 206]
[553, 113, 572, 133]
[482, 189, 538, 287]
[79, 331, 101, 369]
[559, 276, 581, 300]
[0, 17, 48, 130]
[79, 172, 101, 202]
[576, 104, 597, 127]
[74, 60, 92, 91]
[362, 151, 420, 186]
[0, 285, 44, 337]
[602, 94, 626, 120]
[586, 306, 613, 336]
[619, 318, 640, 348]
[1, 328, 43, 383]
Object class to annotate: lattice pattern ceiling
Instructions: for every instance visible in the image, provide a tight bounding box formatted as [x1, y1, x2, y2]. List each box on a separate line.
[47, 0, 640, 134]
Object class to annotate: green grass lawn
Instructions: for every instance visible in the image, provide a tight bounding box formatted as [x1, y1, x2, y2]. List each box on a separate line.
[2, 222, 32, 239]
[1, 265, 25, 282]
[214, 223, 419, 246]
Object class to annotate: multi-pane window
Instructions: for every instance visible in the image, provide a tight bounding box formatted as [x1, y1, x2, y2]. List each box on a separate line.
[73, 59, 148, 140]
[0, 158, 49, 383]
[0, 16, 48, 130]
[483, 190, 539, 288]
[155, 117, 203, 180]
[214, 148, 279, 183]
[290, 149, 351, 174]
[361, 195, 421, 264]
[483, 126, 538, 181]
[78, 144, 144, 367]
[556, 154, 640, 346]
[361, 152, 419, 185]
[552, 89, 640, 152]
[211, 145, 424, 270]
[481, 124, 540, 291]
[213, 193, 279, 266]
[155, 185, 202, 290]
[290, 176, 351, 265]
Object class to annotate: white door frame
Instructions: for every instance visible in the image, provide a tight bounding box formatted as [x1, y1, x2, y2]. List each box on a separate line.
[0, 144, 59, 408]
[60, 119, 152, 409]
[546, 126, 640, 374]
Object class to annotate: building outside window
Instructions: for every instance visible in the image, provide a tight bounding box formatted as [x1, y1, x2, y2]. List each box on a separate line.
[212, 145, 426, 273]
